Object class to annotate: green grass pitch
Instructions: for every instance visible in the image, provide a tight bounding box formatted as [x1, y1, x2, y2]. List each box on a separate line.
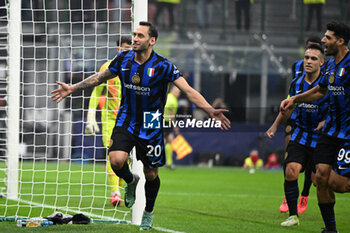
[0, 165, 349, 233]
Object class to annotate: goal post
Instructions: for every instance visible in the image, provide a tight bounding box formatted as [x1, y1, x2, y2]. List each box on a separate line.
[1, 0, 147, 223]
[7, 0, 21, 201]
[130, 1, 148, 226]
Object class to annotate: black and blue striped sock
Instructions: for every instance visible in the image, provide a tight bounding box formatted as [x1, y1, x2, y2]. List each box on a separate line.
[284, 179, 299, 216]
[319, 202, 336, 231]
[145, 176, 160, 213]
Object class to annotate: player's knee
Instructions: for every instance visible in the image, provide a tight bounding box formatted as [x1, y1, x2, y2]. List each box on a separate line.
[144, 168, 158, 181]
[109, 159, 124, 170]
[315, 170, 328, 186]
[109, 153, 127, 169]
[145, 173, 157, 181]
[285, 164, 299, 180]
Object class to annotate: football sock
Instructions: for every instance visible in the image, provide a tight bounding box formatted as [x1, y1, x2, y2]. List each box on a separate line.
[145, 176, 160, 213]
[111, 162, 133, 184]
[319, 202, 336, 231]
[301, 168, 312, 197]
[284, 179, 299, 216]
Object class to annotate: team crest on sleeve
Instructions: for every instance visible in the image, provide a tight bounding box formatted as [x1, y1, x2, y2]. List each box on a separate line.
[147, 68, 155, 77]
[285, 125, 292, 134]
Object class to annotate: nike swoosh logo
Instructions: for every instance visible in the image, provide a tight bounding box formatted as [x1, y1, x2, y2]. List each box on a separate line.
[121, 68, 130, 71]
[296, 71, 302, 74]
[338, 165, 349, 170]
[296, 90, 302, 94]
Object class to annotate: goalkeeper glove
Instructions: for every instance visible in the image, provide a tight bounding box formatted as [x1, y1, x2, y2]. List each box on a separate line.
[85, 110, 100, 135]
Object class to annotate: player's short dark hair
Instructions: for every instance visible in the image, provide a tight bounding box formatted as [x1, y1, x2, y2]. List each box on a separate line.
[326, 21, 350, 45]
[305, 43, 324, 55]
[305, 35, 322, 46]
[117, 36, 132, 46]
[139, 21, 158, 41]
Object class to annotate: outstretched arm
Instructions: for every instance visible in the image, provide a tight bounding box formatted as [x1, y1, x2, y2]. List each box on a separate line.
[280, 85, 327, 113]
[266, 108, 293, 139]
[173, 77, 231, 130]
[51, 68, 115, 103]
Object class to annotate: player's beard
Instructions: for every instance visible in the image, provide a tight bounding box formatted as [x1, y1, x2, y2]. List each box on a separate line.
[325, 43, 339, 56]
[133, 40, 150, 53]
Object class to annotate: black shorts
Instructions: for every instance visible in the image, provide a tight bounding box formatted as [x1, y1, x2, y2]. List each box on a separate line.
[284, 141, 314, 173]
[108, 126, 165, 168]
[314, 134, 345, 168]
[333, 141, 350, 178]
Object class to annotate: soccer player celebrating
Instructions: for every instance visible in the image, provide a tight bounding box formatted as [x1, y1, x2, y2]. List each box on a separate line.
[85, 36, 132, 206]
[51, 21, 231, 230]
[268, 44, 329, 227]
[270, 36, 325, 215]
[280, 21, 350, 233]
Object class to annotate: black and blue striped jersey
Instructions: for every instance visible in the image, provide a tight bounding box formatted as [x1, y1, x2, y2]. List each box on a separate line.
[287, 59, 328, 132]
[291, 60, 305, 80]
[319, 52, 350, 140]
[108, 50, 181, 140]
[286, 60, 305, 130]
[289, 73, 329, 148]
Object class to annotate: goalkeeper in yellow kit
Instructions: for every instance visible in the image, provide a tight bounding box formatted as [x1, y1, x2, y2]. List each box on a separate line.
[85, 36, 132, 206]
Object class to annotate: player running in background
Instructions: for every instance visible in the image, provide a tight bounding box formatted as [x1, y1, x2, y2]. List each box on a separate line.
[51, 21, 231, 230]
[273, 36, 325, 215]
[85, 36, 132, 206]
[163, 85, 181, 169]
[280, 21, 350, 233]
[268, 44, 329, 227]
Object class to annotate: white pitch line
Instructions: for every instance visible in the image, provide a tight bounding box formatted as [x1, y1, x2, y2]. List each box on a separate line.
[160, 191, 350, 200]
[153, 226, 186, 233]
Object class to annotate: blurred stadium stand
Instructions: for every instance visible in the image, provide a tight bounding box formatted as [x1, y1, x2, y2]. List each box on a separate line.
[174, 0, 341, 47]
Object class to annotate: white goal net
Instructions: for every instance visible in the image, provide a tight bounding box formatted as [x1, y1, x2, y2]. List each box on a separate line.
[0, 0, 143, 223]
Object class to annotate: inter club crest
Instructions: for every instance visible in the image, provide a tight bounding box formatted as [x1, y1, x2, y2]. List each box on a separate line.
[132, 74, 141, 84]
